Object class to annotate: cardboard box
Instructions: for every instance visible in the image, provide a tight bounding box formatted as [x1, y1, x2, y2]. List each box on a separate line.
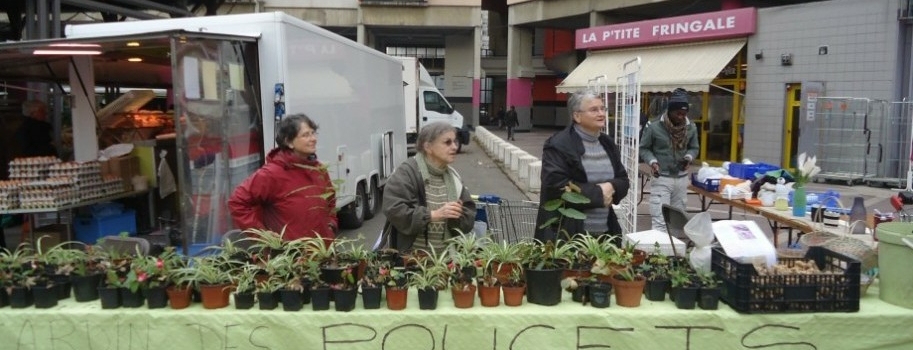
[101, 155, 140, 190]
[31, 224, 66, 248]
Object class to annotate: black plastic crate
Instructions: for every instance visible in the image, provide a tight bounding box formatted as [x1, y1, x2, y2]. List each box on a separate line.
[711, 246, 860, 313]
[690, 173, 720, 192]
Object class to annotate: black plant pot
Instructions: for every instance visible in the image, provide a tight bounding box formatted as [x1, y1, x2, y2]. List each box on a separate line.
[417, 287, 439, 310]
[144, 286, 168, 309]
[674, 286, 699, 310]
[698, 287, 721, 310]
[0, 288, 9, 308]
[571, 282, 590, 303]
[588, 282, 613, 308]
[98, 287, 121, 309]
[280, 289, 303, 311]
[320, 264, 354, 286]
[120, 288, 145, 308]
[258, 291, 279, 310]
[311, 287, 332, 311]
[71, 274, 102, 302]
[299, 280, 312, 304]
[334, 288, 357, 312]
[235, 292, 256, 310]
[361, 286, 382, 309]
[645, 279, 670, 302]
[33, 285, 59, 309]
[51, 275, 72, 300]
[525, 267, 563, 306]
[10, 286, 33, 308]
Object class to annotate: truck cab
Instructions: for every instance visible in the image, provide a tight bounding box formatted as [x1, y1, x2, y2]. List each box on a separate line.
[399, 57, 469, 154]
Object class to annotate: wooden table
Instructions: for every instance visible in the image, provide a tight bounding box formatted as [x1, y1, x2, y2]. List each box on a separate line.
[687, 184, 870, 247]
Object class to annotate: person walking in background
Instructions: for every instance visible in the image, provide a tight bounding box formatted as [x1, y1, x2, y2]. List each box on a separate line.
[17, 100, 56, 158]
[534, 90, 630, 243]
[229, 114, 338, 241]
[495, 106, 505, 129]
[639, 88, 700, 235]
[382, 121, 476, 253]
[505, 105, 519, 141]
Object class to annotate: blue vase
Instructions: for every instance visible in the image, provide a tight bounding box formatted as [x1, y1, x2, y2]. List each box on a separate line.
[792, 186, 807, 217]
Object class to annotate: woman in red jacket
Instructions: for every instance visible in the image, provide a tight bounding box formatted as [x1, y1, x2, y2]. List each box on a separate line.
[229, 114, 338, 241]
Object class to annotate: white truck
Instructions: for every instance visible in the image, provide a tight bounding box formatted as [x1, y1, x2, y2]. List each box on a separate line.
[397, 57, 469, 154]
[0, 12, 406, 244]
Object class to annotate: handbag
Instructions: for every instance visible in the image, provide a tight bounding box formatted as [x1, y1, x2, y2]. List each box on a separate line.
[373, 220, 397, 251]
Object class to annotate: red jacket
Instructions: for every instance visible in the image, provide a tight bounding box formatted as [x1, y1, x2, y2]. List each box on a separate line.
[229, 148, 338, 241]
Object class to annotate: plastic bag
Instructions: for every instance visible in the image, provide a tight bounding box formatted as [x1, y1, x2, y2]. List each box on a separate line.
[683, 212, 714, 274]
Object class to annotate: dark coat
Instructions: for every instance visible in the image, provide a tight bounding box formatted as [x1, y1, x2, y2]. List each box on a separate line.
[534, 125, 630, 242]
[228, 148, 338, 241]
[381, 157, 476, 252]
[505, 109, 519, 127]
[17, 117, 56, 157]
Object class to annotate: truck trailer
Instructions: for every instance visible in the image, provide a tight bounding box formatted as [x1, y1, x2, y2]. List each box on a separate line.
[396, 57, 469, 154]
[0, 12, 406, 249]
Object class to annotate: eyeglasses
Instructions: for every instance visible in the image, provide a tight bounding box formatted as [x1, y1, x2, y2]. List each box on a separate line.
[299, 131, 318, 139]
[577, 106, 607, 114]
[440, 138, 457, 146]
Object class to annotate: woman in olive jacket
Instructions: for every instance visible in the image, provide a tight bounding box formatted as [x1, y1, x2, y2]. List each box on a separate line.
[534, 91, 630, 243]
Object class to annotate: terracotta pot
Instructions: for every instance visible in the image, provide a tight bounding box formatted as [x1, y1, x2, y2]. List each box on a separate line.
[385, 286, 408, 310]
[166, 285, 193, 309]
[199, 283, 231, 309]
[451, 285, 476, 309]
[612, 275, 646, 307]
[478, 284, 501, 307]
[493, 262, 518, 284]
[502, 284, 525, 307]
[632, 250, 647, 267]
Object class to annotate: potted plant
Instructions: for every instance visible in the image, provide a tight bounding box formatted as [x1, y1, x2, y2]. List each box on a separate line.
[407, 247, 449, 310]
[638, 244, 672, 302]
[303, 234, 358, 286]
[474, 247, 501, 307]
[232, 264, 259, 310]
[382, 263, 408, 310]
[610, 264, 645, 308]
[561, 274, 595, 304]
[697, 271, 721, 310]
[64, 244, 107, 302]
[670, 264, 699, 310]
[256, 275, 284, 310]
[566, 234, 606, 280]
[34, 237, 77, 301]
[165, 260, 194, 310]
[501, 264, 525, 307]
[2, 243, 39, 308]
[331, 266, 358, 312]
[483, 239, 523, 284]
[175, 254, 234, 309]
[241, 227, 289, 259]
[357, 251, 385, 310]
[304, 260, 332, 311]
[522, 239, 574, 306]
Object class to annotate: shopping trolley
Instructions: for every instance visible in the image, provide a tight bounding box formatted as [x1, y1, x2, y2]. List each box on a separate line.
[480, 197, 539, 244]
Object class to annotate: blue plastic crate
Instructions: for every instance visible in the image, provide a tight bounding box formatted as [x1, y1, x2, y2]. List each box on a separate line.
[729, 162, 780, 180]
[691, 173, 721, 192]
[74, 209, 137, 244]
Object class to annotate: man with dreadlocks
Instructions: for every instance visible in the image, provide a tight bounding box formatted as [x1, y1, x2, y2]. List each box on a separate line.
[639, 88, 699, 234]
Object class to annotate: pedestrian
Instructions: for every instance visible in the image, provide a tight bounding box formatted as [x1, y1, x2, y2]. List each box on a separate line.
[639, 88, 700, 235]
[496, 106, 506, 129]
[534, 90, 630, 243]
[505, 105, 519, 141]
[17, 100, 56, 158]
[381, 121, 476, 253]
[228, 114, 339, 241]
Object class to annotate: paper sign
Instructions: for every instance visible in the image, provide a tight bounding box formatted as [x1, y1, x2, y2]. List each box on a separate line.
[712, 220, 777, 267]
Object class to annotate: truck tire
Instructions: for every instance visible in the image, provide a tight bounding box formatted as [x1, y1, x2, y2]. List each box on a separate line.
[338, 183, 366, 229]
[363, 178, 381, 220]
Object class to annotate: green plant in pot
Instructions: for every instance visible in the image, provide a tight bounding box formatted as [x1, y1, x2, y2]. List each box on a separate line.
[638, 243, 672, 302]
[482, 239, 523, 284]
[522, 239, 574, 306]
[697, 271, 721, 310]
[669, 263, 699, 310]
[610, 264, 646, 308]
[407, 246, 450, 310]
[176, 254, 234, 309]
[538, 182, 590, 242]
[232, 263, 259, 310]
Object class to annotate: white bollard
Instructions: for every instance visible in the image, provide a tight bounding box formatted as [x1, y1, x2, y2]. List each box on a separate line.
[510, 149, 526, 172]
[528, 161, 542, 192]
[518, 155, 537, 180]
[501, 145, 518, 164]
[492, 139, 505, 159]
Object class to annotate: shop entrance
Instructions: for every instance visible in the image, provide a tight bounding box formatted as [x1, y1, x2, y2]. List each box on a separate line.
[783, 83, 802, 168]
[703, 83, 741, 163]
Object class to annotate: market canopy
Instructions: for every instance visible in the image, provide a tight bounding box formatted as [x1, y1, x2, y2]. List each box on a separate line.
[555, 38, 746, 93]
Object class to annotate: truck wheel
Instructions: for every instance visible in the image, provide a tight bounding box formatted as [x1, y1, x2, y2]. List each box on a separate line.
[363, 178, 380, 220]
[338, 184, 366, 229]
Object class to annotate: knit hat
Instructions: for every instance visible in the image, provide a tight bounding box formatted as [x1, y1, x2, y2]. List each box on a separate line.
[667, 88, 689, 113]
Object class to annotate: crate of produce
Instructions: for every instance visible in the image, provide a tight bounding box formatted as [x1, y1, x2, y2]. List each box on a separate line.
[728, 162, 780, 180]
[690, 173, 720, 192]
[711, 246, 860, 313]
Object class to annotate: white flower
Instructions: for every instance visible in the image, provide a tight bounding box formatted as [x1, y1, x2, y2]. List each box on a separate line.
[794, 152, 821, 184]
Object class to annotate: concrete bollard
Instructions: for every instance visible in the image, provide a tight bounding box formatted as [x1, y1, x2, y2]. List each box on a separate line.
[518, 155, 537, 180]
[510, 149, 526, 172]
[501, 145, 518, 164]
[528, 161, 542, 192]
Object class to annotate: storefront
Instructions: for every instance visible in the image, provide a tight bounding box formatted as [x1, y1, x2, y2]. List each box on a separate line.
[556, 7, 755, 165]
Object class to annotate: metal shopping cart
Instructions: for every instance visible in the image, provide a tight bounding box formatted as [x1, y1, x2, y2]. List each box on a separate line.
[479, 197, 539, 244]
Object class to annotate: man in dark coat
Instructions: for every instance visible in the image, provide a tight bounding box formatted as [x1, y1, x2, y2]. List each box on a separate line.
[505, 105, 519, 141]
